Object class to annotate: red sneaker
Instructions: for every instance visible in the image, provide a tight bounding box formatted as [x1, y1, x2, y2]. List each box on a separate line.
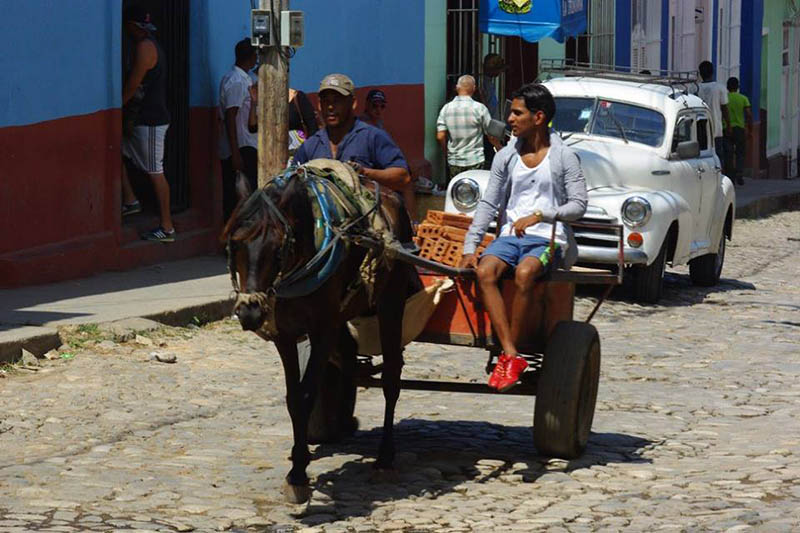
[495, 355, 529, 392]
[488, 353, 511, 389]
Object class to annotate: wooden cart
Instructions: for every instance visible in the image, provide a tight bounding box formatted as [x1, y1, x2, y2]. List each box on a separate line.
[344, 220, 626, 459]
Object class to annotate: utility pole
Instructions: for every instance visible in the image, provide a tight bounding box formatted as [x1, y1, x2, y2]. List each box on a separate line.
[257, 0, 289, 187]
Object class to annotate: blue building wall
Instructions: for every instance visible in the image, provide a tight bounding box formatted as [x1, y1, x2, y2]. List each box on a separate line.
[615, 0, 631, 70]
[0, 0, 122, 128]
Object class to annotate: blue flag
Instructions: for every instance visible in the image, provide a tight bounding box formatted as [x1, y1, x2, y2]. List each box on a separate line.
[479, 0, 587, 43]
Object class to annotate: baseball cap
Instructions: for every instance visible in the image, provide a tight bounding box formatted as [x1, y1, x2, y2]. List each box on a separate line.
[124, 5, 157, 32]
[319, 73, 355, 96]
[366, 89, 387, 104]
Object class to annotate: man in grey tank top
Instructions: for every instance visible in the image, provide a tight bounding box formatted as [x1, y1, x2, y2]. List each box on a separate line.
[121, 6, 174, 243]
[460, 84, 588, 392]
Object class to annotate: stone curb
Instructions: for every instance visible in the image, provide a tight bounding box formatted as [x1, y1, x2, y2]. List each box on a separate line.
[736, 190, 800, 219]
[0, 326, 62, 365]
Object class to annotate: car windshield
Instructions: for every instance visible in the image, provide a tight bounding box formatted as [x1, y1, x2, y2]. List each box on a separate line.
[552, 97, 666, 147]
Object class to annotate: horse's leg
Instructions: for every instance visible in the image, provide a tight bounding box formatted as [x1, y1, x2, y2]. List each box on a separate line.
[375, 268, 408, 471]
[274, 334, 314, 504]
[337, 326, 359, 437]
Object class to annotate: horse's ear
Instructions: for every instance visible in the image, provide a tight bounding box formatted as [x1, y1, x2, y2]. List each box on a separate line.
[235, 171, 253, 202]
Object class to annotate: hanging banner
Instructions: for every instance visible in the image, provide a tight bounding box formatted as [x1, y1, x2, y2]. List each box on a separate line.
[479, 0, 587, 43]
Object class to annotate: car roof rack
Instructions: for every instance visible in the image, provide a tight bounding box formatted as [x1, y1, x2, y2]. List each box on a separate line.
[538, 58, 700, 99]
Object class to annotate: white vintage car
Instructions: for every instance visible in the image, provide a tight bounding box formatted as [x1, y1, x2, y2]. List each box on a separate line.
[444, 73, 736, 303]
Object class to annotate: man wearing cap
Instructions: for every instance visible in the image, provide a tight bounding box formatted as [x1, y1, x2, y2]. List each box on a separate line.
[360, 89, 388, 129]
[293, 74, 411, 194]
[478, 53, 507, 121]
[218, 38, 258, 222]
[120, 6, 174, 243]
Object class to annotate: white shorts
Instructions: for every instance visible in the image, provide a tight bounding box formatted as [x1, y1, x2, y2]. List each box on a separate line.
[123, 124, 169, 174]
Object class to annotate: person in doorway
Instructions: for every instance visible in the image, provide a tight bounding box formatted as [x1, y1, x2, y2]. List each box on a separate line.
[121, 6, 175, 242]
[437, 75, 501, 186]
[292, 74, 414, 219]
[697, 61, 731, 171]
[218, 38, 258, 222]
[288, 87, 319, 159]
[459, 83, 587, 392]
[725, 77, 751, 186]
[478, 53, 508, 167]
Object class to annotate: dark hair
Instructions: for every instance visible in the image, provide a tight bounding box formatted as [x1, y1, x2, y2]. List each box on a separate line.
[235, 38, 256, 63]
[511, 83, 556, 122]
[727, 76, 740, 91]
[698, 61, 714, 81]
[123, 5, 147, 23]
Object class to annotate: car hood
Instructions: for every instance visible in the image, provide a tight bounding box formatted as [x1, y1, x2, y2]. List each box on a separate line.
[566, 138, 669, 191]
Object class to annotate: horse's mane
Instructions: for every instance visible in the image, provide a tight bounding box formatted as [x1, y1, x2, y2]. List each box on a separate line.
[221, 175, 313, 246]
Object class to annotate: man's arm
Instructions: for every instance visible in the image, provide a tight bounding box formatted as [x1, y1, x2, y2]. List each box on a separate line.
[225, 107, 243, 171]
[436, 130, 448, 161]
[357, 130, 411, 191]
[721, 104, 732, 136]
[122, 40, 157, 105]
[478, 104, 502, 150]
[463, 148, 508, 255]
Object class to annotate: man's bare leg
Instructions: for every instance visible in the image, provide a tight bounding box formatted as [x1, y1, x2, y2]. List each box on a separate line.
[122, 163, 138, 205]
[401, 183, 419, 225]
[510, 256, 544, 346]
[476, 255, 516, 355]
[148, 172, 174, 232]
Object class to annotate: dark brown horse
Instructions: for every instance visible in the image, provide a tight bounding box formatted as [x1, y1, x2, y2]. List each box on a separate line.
[223, 169, 418, 503]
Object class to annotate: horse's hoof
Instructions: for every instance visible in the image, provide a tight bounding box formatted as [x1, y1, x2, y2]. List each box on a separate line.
[283, 481, 312, 504]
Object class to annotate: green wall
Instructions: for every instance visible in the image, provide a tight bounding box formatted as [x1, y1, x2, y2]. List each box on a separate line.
[424, 0, 447, 182]
[761, 1, 792, 154]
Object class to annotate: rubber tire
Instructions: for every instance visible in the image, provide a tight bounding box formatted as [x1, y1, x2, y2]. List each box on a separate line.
[689, 231, 726, 286]
[630, 238, 667, 304]
[307, 359, 357, 444]
[534, 321, 601, 459]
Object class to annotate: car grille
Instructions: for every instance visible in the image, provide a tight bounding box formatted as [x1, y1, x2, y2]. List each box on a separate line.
[574, 213, 620, 248]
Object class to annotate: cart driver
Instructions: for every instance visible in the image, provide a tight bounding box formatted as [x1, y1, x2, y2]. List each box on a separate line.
[459, 83, 588, 392]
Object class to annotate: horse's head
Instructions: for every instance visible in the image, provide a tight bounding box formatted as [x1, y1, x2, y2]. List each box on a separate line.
[222, 172, 314, 331]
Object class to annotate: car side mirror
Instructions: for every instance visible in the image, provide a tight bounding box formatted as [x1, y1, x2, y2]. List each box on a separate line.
[486, 119, 507, 139]
[675, 140, 700, 159]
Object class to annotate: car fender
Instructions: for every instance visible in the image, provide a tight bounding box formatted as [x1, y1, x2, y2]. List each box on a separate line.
[707, 175, 736, 253]
[587, 188, 693, 266]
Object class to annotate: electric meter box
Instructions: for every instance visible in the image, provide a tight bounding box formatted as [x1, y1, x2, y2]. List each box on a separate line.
[251, 9, 274, 47]
[280, 10, 304, 47]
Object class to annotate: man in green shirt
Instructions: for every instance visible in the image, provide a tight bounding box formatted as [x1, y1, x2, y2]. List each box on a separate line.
[725, 77, 752, 186]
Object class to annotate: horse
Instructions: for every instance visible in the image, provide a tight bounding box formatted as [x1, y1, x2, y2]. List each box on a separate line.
[223, 165, 419, 503]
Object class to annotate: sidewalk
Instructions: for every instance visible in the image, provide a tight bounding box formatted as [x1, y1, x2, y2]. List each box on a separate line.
[2, 178, 800, 363]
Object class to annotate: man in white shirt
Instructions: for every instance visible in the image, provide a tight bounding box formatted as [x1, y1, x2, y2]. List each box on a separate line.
[697, 61, 731, 168]
[219, 39, 258, 221]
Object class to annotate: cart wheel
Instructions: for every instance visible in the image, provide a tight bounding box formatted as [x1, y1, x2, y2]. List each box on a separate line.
[533, 321, 601, 459]
[308, 359, 358, 444]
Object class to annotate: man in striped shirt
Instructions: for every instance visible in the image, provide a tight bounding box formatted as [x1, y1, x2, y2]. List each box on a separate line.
[436, 75, 501, 183]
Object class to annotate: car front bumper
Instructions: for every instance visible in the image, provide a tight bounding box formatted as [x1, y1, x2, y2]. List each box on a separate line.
[577, 245, 649, 265]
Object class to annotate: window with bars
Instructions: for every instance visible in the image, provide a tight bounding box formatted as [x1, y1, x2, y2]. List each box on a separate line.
[631, 0, 662, 73]
[447, 0, 480, 91]
[589, 0, 615, 67]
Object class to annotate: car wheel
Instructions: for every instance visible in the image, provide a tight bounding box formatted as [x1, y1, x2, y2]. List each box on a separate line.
[630, 238, 667, 304]
[689, 231, 726, 286]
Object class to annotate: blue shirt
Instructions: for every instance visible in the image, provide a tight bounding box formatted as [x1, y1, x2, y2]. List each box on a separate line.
[292, 119, 408, 170]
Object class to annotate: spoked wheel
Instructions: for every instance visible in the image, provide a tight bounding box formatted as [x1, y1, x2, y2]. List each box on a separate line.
[533, 321, 601, 459]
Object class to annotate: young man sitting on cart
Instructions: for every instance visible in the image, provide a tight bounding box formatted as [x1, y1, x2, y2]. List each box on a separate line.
[459, 83, 588, 392]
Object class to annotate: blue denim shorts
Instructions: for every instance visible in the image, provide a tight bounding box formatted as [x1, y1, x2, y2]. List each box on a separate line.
[483, 235, 561, 269]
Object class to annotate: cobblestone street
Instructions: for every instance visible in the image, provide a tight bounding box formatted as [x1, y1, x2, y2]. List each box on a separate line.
[1, 211, 799, 533]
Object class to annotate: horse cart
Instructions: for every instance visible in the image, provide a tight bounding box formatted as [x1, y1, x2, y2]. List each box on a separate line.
[343, 220, 625, 460]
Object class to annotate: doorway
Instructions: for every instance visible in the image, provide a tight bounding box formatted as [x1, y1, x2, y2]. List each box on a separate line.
[122, 0, 190, 212]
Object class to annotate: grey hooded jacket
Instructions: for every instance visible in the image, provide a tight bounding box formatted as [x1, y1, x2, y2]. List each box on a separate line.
[463, 132, 588, 268]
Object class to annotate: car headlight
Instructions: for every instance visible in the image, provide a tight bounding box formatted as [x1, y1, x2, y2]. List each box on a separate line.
[451, 178, 480, 210]
[621, 196, 652, 227]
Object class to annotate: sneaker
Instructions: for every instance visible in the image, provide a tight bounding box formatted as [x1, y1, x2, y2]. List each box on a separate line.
[431, 185, 447, 197]
[488, 353, 511, 389]
[494, 354, 529, 393]
[141, 226, 176, 243]
[122, 200, 142, 216]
